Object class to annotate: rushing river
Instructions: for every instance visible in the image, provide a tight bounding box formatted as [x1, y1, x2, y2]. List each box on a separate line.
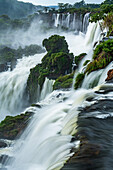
[0, 13, 112, 170]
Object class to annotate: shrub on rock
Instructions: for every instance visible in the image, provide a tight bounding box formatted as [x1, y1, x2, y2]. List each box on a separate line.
[27, 35, 74, 103]
[85, 39, 113, 74]
[53, 73, 74, 90]
[74, 72, 85, 89]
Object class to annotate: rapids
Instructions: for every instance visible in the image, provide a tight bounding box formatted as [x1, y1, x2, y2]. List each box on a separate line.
[0, 13, 112, 170]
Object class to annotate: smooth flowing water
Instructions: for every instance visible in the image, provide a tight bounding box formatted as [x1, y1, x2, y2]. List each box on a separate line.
[1, 17, 111, 170]
[0, 53, 45, 120]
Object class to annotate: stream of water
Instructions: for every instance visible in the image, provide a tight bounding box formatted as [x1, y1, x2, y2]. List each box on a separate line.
[0, 14, 112, 170]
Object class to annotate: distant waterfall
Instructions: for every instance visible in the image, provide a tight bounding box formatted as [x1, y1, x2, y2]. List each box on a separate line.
[53, 12, 90, 32]
[83, 12, 90, 33]
[85, 22, 102, 46]
[66, 13, 71, 28]
[54, 13, 60, 27]
[72, 13, 76, 30]
[0, 53, 44, 120]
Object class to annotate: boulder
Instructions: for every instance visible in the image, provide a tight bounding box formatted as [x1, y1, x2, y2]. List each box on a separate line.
[0, 141, 7, 148]
[0, 64, 8, 72]
[105, 69, 113, 81]
[0, 112, 33, 140]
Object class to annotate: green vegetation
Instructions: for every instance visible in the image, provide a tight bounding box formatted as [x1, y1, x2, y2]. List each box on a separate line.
[0, 45, 45, 65]
[42, 35, 69, 54]
[53, 73, 74, 90]
[103, 12, 113, 36]
[0, 0, 41, 19]
[27, 35, 74, 103]
[0, 112, 33, 140]
[0, 14, 31, 31]
[74, 72, 85, 89]
[75, 53, 87, 66]
[83, 60, 90, 66]
[85, 39, 113, 74]
[57, 1, 100, 14]
[89, 0, 113, 36]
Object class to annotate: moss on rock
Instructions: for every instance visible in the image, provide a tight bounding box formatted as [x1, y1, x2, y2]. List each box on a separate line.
[42, 34, 69, 54]
[53, 73, 74, 90]
[83, 60, 90, 66]
[0, 112, 33, 140]
[27, 35, 74, 103]
[75, 53, 87, 66]
[85, 39, 113, 74]
[74, 72, 85, 89]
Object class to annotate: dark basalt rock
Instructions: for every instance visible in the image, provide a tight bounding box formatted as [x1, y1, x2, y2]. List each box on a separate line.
[0, 141, 7, 148]
[31, 104, 42, 108]
[0, 64, 8, 72]
[0, 155, 13, 165]
[106, 69, 113, 81]
[62, 86, 113, 170]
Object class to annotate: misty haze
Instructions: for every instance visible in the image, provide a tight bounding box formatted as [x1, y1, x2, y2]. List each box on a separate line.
[0, 0, 113, 170]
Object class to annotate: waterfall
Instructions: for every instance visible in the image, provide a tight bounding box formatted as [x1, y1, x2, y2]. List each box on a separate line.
[82, 69, 103, 89]
[40, 77, 55, 101]
[54, 14, 60, 27]
[66, 13, 71, 28]
[72, 13, 76, 30]
[0, 53, 45, 120]
[53, 12, 89, 33]
[61, 13, 65, 27]
[6, 88, 95, 170]
[85, 22, 102, 46]
[98, 62, 113, 85]
[83, 12, 90, 33]
[0, 13, 110, 170]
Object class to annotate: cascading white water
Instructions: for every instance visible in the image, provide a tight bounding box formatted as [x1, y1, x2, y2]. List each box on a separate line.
[53, 12, 90, 33]
[54, 14, 60, 27]
[98, 62, 113, 85]
[82, 69, 103, 89]
[61, 13, 65, 27]
[40, 77, 55, 101]
[72, 13, 76, 30]
[83, 12, 90, 33]
[1, 13, 109, 170]
[85, 22, 102, 46]
[6, 88, 95, 170]
[0, 53, 45, 120]
[66, 13, 71, 28]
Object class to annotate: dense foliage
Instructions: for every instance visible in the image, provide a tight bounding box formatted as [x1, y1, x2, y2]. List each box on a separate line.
[74, 72, 85, 89]
[0, 112, 33, 140]
[27, 35, 74, 103]
[0, 0, 42, 19]
[85, 39, 113, 74]
[42, 35, 69, 54]
[53, 73, 74, 90]
[89, 0, 113, 36]
[75, 53, 87, 65]
[0, 45, 45, 71]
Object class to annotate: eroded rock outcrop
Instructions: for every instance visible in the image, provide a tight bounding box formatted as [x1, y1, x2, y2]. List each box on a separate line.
[106, 69, 113, 81]
[27, 35, 74, 103]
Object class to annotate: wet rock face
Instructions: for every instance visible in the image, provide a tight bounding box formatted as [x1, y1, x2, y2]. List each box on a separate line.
[0, 141, 7, 148]
[106, 69, 113, 81]
[62, 86, 113, 170]
[0, 112, 33, 140]
[27, 35, 74, 104]
[0, 64, 8, 72]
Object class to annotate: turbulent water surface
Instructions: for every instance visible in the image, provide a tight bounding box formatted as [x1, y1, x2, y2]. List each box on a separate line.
[0, 13, 112, 170]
